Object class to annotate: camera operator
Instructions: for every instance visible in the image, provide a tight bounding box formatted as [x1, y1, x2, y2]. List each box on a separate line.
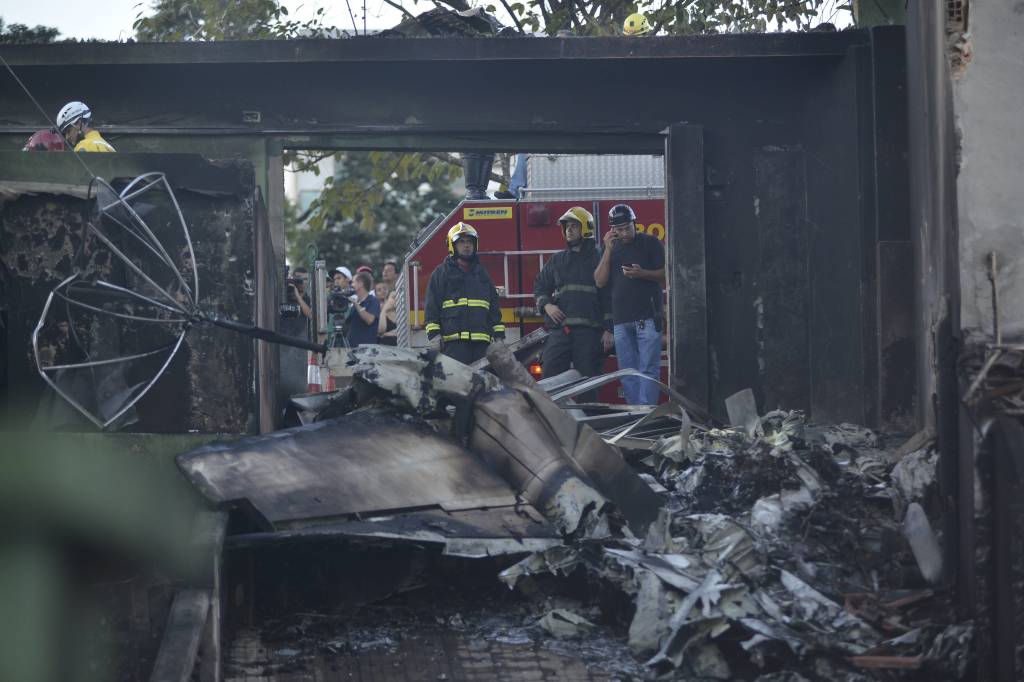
[345, 271, 380, 348]
[326, 277, 355, 348]
[279, 266, 312, 341]
[333, 266, 352, 289]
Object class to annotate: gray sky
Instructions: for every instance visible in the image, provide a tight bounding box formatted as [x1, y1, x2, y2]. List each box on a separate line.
[0, 0, 405, 41]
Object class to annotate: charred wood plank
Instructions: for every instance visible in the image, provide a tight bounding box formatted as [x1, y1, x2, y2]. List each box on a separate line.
[150, 589, 211, 682]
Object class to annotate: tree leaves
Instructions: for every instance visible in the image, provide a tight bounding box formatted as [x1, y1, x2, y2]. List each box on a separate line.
[0, 17, 60, 43]
[133, 0, 336, 41]
[285, 151, 460, 271]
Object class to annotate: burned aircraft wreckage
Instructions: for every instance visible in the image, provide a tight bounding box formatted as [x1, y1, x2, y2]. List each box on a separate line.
[2, 10, 1023, 681]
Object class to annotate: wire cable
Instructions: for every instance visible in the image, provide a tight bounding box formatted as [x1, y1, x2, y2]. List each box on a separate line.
[0, 52, 99, 181]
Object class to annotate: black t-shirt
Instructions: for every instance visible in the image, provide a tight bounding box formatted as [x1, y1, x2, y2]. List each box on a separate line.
[380, 316, 398, 346]
[608, 232, 665, 324]
[279, 292, 311, 341]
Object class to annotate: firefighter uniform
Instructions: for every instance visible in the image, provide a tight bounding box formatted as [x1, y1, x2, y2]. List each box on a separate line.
[425, 225, 504, 365]
[73, 130, 115, 153]
[534, 208, 612, 382]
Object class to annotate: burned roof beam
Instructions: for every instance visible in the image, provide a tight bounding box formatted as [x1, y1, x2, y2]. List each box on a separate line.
[0, 33, 865, 68]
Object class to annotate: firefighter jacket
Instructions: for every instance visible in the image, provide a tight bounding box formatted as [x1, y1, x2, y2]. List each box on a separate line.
[74, 130, 115, 153]
[425, 256, 504, 343]
[534, 239, 612, 331]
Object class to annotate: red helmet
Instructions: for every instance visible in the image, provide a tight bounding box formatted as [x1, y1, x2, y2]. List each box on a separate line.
[23, 128, 66, 152]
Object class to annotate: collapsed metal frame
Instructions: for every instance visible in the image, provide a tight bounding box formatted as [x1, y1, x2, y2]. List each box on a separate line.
[2, 28, 992, 665]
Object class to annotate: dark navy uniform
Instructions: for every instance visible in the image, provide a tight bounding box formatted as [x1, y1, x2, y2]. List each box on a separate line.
[425, 256, 504, 365]
[534, 238, 611, 381]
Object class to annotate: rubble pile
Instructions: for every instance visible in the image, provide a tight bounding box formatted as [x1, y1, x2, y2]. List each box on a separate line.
[503, 410, 968, 679]
[193, 345, 970, 680]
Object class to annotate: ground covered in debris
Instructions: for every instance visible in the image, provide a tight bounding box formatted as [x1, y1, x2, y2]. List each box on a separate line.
[498, 412, 968, 680]
[223, 563, 642, 681]
[210, 348, 969, 681]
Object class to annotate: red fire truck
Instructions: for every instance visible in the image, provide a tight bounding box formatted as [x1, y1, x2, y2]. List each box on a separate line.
[396, 185, 668, 403]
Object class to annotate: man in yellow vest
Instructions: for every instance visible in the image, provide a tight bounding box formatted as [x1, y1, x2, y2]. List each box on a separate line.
[56, 101, 115, 152]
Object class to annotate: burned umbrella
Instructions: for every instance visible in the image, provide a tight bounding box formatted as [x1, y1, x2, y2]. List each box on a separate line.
[32, 171, 326, 430]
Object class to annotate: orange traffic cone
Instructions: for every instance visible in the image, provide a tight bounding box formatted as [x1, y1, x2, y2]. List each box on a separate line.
[306, 351, 322, 393]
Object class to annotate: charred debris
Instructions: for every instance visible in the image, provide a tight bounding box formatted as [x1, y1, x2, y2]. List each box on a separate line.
[178, 344, 965, 680]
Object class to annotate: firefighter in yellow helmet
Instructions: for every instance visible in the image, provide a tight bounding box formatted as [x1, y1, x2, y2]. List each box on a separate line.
[623, 12, 652, 36]
[424, 222, 504, 364]
[532, 207, 613, 396]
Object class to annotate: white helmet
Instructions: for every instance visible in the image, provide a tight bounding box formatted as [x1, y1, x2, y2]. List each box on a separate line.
[56, 101, 91, 133]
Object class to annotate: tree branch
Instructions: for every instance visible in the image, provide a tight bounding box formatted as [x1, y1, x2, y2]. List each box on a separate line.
[424, 151, 462, 167]
[497, 0, 526, 32]
[380, 0, 418, 23]
[430, 0, 472, 12]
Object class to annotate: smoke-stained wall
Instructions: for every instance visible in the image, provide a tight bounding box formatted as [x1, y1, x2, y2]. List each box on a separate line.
[0, 153, 259, 433]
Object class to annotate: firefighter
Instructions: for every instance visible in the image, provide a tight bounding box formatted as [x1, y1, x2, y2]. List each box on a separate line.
[424, 222, 504, 365]
[623, 12, 652, 36]
[22, 128, 65, 151]
[534, 207, 614, 387]
[56, 101, 115, 153]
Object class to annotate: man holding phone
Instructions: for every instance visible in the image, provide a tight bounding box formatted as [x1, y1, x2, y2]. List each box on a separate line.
[594, 203, 666, 405]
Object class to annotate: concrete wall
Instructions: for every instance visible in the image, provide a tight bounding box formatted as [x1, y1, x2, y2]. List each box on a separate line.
[0, 153, 262, 433]
[955, 1, 1024, 343]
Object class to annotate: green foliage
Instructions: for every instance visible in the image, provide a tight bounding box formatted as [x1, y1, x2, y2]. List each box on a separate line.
[285, 151, 461, 271]
[0, 17, 60, 43]
[133, 0, 334, 41]
[497, 0, 851, 36]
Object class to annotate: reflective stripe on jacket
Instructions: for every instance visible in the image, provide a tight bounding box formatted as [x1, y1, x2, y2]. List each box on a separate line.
[533, 239, 611, 331]
[425, 256, 504, 342]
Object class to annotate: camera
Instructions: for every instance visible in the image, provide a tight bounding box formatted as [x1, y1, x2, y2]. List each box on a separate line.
[327, 286, 355, 348]
[328, 285, 355, 314]
[284, 277, 303, 299]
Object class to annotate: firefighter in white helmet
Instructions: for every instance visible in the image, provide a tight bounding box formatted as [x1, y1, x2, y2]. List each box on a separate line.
[424, 222, 504, 364]
[56, 101, 115, 152]
[533, 207, 613, 397]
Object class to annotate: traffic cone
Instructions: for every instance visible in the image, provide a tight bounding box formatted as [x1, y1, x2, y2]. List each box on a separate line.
[306, 351, 322, 393]
[323, 362, 336, 392]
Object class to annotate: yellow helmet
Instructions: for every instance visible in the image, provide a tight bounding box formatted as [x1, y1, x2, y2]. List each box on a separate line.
[623, 13, 651, 36]
[446, 222, 479, 255]
[557, 206, 595, 239]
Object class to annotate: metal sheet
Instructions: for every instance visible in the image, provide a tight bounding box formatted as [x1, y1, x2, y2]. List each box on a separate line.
[549, 368, 715, 426]
[225, 506, 559, 553]
[176, 409, 519, 528]
[526, 154, 664, 194]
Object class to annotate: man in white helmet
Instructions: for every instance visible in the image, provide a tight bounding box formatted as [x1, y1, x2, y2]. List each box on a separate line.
[56, 101, 115, 153]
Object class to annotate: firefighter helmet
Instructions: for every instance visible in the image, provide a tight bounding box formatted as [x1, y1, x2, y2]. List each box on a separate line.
[608, 203, 637, 227]
[447, 222, 479, 255]
[623, 13, 651, 36]
[557, 206, 595, 239]
[23, 128, 66, 151]
[56, 101, 92, 133]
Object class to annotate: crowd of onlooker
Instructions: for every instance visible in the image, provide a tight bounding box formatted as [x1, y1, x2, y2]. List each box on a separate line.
[281, 260, 401, 349]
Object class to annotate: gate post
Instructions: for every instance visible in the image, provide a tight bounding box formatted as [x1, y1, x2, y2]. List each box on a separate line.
[664, 124, 708, 409]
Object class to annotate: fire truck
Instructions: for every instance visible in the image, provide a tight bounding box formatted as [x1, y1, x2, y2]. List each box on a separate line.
[395, 154, 668, 402]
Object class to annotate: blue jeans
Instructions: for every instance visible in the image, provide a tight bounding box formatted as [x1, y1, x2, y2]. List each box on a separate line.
[613, 318, 661, 405]
[509, 153, 528, 196]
